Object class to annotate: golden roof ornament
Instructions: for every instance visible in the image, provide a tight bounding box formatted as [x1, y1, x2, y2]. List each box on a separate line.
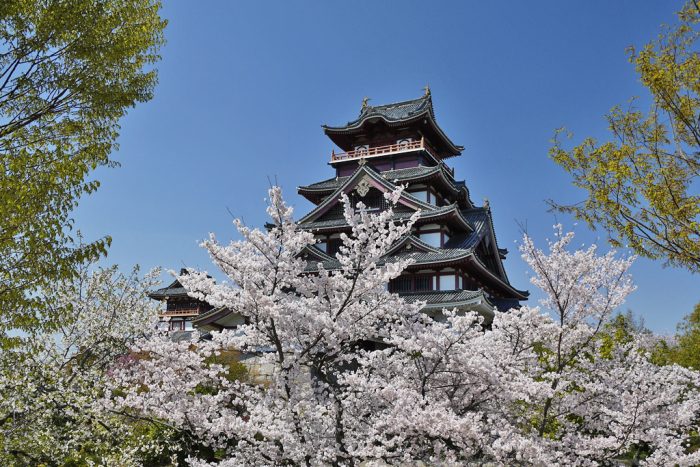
[361, 97, 370, 110]
[423, 84, 431, 97]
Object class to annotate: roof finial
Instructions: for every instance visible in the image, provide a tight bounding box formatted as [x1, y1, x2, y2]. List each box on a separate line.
[423, 84, 431, 97]
[361, 96, 370, 110]
[483, 197, 490, 210]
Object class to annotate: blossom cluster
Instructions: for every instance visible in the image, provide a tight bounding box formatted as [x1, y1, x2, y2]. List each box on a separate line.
[104, 188, 700, 466]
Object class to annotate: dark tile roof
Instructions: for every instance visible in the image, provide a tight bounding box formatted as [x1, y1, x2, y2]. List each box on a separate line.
[300, 177, 346, 191]
[304, 247, 474, 272]
[491, 298, 521, 312]
[192, 306, 229, 325]
[299, 166, 440, 192]
[148, 269, 214, 301]
[169, 330, 195, 342]
[444, 208, 489, 250]
[322, 93, 463, 157]
[391, 248, 472, 264]
[148, 279, 190, 300]
[329, 96, 433, 130]
[299, 203, 458, 231]
[382, 165, 441, 180]
[400, 289, 490, 308]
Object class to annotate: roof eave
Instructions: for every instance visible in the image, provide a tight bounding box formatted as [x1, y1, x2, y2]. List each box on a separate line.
[323, 110, 462, 157]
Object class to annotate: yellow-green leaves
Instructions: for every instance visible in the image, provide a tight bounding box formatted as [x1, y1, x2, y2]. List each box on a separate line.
[0, 0, 166, 342]
[661, 302, 700, 370]
[550, 1, 700, 273]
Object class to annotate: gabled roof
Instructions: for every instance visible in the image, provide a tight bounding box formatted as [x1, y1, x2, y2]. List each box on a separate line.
[148, 269, 213, 301]
[444, 207, 514, 283]
[301, 245, 336, 262]
[298, 163, 475, 209]
[298, 202, 473, 233]
[301, 206, 529, 301]
[299, 166, 439, 193]
[401, 289, 495, 317]
[385, 235, 440, 256]
[148, 279, 189, 300]
[322, 94, 463, 158]
[298, 165, 436, 225]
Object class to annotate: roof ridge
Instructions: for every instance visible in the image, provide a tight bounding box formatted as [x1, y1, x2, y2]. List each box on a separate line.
[367, 94, 432, 109]
[364, 94, 429, 111]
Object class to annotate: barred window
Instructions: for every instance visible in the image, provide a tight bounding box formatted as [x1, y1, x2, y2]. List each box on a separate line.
[414, 275, 432, 291]
[390, 276, 412, 293]
[167, 300, 198, 312]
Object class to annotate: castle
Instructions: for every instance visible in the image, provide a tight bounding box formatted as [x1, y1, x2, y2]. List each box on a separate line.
[150, 90, 527, 331]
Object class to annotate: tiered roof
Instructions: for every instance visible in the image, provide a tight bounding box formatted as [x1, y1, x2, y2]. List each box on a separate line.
[301, 92, 528, 316]
[323, 93, 464, 158]
[154, 91, 527, 331]
[299, 164, 473, 206]
[299, 165, 528, 303]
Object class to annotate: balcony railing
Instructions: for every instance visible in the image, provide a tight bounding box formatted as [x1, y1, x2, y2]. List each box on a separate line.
[330, 137, 439, 163]
[160, 308, 200, 317]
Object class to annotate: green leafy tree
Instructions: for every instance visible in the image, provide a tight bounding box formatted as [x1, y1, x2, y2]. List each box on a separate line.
[653, 302, 700, 455]
[598, 309, 650, 358]
[550, 1, 700, 272]
[0, 0, 166, 342]
[660, 302, 700, 370]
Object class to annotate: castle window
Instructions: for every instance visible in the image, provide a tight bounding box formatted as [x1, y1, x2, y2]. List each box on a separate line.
[391, 276, 412, 293]
[438, 274, 458, 291]
[414, 275, 432, 291]
[167, 300, 199, 312]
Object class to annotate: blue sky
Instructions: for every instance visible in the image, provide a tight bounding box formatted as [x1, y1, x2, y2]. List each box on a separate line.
[74, 1, 697, 333]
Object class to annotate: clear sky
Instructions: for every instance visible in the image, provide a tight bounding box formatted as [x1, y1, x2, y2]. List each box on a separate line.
[74, 1, 698, 334]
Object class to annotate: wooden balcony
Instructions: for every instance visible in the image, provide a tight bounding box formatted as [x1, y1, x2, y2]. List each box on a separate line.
[330, 137, 439, 163]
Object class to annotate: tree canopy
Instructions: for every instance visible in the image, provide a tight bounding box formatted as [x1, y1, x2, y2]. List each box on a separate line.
[0, 0, 166, 341]
[550, 1, 700, 273]
[104, 188, 700, 465]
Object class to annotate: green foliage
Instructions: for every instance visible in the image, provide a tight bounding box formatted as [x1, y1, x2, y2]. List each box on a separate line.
[550, 1, 700, 272]
[0, 0, 166, 342]
[670, 302, 700, 370]
[205, 349, 250, 383]
[649, 303, 700, 455]
[598, 310, 647, 359]
[657, 302, 700, 370]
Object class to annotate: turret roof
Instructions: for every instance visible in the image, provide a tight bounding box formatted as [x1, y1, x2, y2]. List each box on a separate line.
[322, 93, 463, 158]
[148, 269, 191, 300]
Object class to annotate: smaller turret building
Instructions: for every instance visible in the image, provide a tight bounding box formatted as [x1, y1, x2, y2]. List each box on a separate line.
[148, 269, 212, 332]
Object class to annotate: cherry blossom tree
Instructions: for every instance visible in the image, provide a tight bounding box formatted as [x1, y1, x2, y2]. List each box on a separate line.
[107, 187, 700, 466]
[0, 263, 166, 465]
